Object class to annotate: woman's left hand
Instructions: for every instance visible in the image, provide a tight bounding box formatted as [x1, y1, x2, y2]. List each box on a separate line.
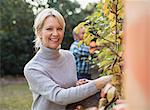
[76, 79, 89, 86]
[74, 105, 98, 110]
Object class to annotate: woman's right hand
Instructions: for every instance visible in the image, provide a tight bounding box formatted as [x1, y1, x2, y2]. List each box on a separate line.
[94, 75, 112, 90]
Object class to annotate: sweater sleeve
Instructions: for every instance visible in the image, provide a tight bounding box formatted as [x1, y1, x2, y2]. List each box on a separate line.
[24, 68, 99, 105]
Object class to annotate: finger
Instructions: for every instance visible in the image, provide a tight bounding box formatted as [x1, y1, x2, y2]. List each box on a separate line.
[100, 83, 112, 98]
[76, 105, 84, 110]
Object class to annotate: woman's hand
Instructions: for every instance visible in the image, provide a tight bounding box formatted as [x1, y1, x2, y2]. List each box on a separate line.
[94, 75, 112, 90]
[76, 79, 89, 86]
[100, 83, 112, 98]
[74, 105, 98, 110]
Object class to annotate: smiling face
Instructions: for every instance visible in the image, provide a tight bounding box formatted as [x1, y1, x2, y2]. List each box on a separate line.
[39, 16, 64, 49]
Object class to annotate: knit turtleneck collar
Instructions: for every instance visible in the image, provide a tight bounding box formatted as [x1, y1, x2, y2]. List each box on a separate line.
[38, 45, 60, 60]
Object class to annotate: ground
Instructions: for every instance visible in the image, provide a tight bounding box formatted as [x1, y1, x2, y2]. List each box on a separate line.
[0, 77, 32, 110]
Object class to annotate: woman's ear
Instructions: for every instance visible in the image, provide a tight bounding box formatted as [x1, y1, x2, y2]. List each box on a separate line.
[37, 30, 42, 39]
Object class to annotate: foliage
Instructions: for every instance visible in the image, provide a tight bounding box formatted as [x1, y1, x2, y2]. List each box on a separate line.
[0, 0, 34, 76]
[80, 0, 124, 109]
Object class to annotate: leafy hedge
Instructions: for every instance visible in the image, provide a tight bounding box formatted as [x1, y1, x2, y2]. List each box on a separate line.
[79, 0, 124, 109]
[0, 0, 34, 76]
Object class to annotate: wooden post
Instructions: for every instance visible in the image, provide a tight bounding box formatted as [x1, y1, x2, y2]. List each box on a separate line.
[124, 0, 150, 109]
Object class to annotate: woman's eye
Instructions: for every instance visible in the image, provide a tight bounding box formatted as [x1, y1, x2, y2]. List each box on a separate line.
[46, 28, 53, 30]
[57, 28, 63, 31]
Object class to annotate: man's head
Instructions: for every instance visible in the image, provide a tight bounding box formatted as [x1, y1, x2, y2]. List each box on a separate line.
[73, 22, 85, 41]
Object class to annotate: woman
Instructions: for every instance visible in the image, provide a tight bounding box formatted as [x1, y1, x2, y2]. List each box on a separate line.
[24, 8, 112, 110]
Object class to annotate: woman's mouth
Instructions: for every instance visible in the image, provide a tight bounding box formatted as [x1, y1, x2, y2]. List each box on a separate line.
[49, 38, 59, 42]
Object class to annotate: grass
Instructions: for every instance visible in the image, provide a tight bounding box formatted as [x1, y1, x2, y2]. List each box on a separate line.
[0, 81, 32, 110]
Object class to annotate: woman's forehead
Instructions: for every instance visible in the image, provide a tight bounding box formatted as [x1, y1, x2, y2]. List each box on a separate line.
[43, 16, 62, 27]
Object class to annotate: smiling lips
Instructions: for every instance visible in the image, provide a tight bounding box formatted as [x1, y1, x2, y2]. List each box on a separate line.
[49, 38, 59, 42]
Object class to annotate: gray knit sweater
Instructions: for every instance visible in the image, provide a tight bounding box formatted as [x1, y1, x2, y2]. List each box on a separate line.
[24, 45, 98, 110]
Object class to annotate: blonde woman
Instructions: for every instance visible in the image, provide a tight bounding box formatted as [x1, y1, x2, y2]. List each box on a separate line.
[24, 8, 112, 110]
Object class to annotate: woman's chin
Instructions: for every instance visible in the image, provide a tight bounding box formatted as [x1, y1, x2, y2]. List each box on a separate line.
[49, 45, 60, 49]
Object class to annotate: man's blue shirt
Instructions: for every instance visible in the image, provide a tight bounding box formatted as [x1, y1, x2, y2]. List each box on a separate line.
[70, 41, 90, 76]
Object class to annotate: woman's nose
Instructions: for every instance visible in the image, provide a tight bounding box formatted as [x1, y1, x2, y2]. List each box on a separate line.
[52, 29, 58, 36]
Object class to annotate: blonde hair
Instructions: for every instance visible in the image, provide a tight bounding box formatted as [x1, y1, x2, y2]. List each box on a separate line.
[33, 8, 65, 51]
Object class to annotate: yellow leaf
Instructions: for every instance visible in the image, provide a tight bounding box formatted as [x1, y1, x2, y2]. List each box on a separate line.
[97, 2, 102, 9]
[111, 76, 116, 84]
[107, 86, 116, 102]
[83, 32, 88, 39]
[109, 21, 115, 28]
[103, 2, 108, 10]
[108, 12, 115, 20]
[96, 38, 101, 46]
[111, 3, 116, 13]
[94, 12, 101, 17]
[99, 39, 108, 44]
[103, 2, 109, 16]
[118, 1, 123, 9]
[97, 30, 101, 36]
[119, 31, 123, 38]
[105, 34, 115, 42]
[118, 9, 124, 18]
[117, 38, 121, 44]
[106, 70, 112, 75]
[100, 60, 111, 68]
[111, 0, 117, 5]
[104, 8, 109, 16]
[84, 34, 94, 45]
[118, 0, 122, 3]
[113, 64, 121, 73]
[99, 98, 107, 108]
[103, 0, 110, 4]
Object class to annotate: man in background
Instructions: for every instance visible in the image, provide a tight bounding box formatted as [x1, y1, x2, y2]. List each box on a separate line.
[70, 23, 91, 80]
